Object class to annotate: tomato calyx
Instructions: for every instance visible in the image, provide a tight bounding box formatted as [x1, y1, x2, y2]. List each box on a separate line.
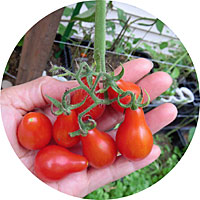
[95, 63, 125, 94]
[69, 106, 98, 137]
[46, 93, 87, 116]
[69, 118, 96, 137]
[117, 88, 151, 111]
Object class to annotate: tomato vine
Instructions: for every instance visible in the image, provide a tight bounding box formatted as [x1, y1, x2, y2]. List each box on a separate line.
[46, 0, 150, 135]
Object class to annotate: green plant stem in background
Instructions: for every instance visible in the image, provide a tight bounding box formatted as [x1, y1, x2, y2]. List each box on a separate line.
[55, 2, 83, 58]
[62, 3, 83, 41]
[94, 0, 106, 73]
[166, 117, 197, 136]
[167, 51, 188, 72]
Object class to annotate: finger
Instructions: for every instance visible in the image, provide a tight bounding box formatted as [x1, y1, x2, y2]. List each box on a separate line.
[99, 103, 177, 140]
[87, 145, 160, 194]
[114, 58, 153, 83]
[6, 76, 77, 114]
[145, 103, 178, 134]
[97, 71, 173, 132]
[96, 105, 124, 131]
[20, 150, 38, 172]
[137, 71, 172, 102]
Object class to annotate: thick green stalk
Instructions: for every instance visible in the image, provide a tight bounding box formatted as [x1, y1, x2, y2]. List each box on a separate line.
[62, 3, 83, 42]
[55, 3, 83, 58]
[94, 0, 106, 72]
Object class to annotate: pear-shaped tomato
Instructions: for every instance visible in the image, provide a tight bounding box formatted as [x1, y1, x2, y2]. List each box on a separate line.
[81, 128, 117, 168]
[34, 145, 88, 181]
[116, 108, 153, 161]
[53, 111, 80, 148]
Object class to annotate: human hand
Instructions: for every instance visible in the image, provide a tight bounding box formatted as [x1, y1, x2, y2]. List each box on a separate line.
[0, 58, 177, 197]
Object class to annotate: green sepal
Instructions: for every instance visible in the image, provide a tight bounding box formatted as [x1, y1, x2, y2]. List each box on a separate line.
[110, 83, 123, 94]
[50, 104, 64, 116]
[46, 95, 62, 108]
[70, 96, 88, 110]
[61, 86, 81, 109]
[87, 74, 94, 89]
[130, 89, 151, 110]
[95, 85, 109, 94]
[131, 104, 139, 110]
[73, 6, 95, 22]
[117, 91, 136, 109]
[113, 63, 124, 81]
[136, 93, 143, 104]
[77, 103, 97, 134]
[46, 94, 71, 115]
[138, 89, 151, 108]
[82, 118, 97, 133]
[69, 130, 82, 137]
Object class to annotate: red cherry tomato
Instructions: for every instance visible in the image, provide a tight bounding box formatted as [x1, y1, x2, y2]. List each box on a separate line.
[116, 108, 153, 161]
[81, 128, 117, 168]
[71, 76, 105, 121]
[108, 79, 141, 113]
[34, 145, 88, 181]
[53, 111, 80, 148]
[17, 112, 52, 150]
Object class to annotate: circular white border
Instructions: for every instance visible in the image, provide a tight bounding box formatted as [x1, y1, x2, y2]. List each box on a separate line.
[0, 0, 200, 200]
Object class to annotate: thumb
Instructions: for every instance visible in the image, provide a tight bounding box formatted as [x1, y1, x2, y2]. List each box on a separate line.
[1, 76, 78, 115]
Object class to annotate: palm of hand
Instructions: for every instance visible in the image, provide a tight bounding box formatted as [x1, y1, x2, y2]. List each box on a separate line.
[0, 59, 177, 197]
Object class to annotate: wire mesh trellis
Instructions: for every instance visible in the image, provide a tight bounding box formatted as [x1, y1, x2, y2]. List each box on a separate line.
[54, 40, 195, 70]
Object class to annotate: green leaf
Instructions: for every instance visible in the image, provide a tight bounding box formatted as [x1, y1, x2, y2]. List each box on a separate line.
[156, 19, 164, 34]
[57, 24, 66, 36]
[188, 127, 195, 143]
[63, 7, 73, 17]
[125, 42, 132, 51]
[5, 64, 9, 72]
[115, 46, 124, 54]
[106, 40, 112, 49]
[106, 21, 116, 35]
[143, 43, 153, 51]
[117, 8, 127, 26]
[46, 95, 62, 108]
[126, 27, 131, 32]
[69, 29, 78, 37]
[159, 41, 168, 49]
[17, 37, 24, 47]
[84, 1, 96, 9]
[171, 67, 180, 79]
[73, 6, 95, 22]
[133, 38, 141, 44]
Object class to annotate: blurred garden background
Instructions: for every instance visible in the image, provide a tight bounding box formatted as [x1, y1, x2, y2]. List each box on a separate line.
[1, 1, 199, 199]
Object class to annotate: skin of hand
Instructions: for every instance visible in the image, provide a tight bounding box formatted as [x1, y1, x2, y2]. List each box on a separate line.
[0, 58, 177, 197]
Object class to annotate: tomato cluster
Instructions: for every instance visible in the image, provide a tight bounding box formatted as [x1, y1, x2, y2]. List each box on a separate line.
[17, 78, 153, 181]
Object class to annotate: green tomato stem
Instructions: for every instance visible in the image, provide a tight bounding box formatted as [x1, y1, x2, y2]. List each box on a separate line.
[94, 0, 106, 73]
[78, 103, 98, 132]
